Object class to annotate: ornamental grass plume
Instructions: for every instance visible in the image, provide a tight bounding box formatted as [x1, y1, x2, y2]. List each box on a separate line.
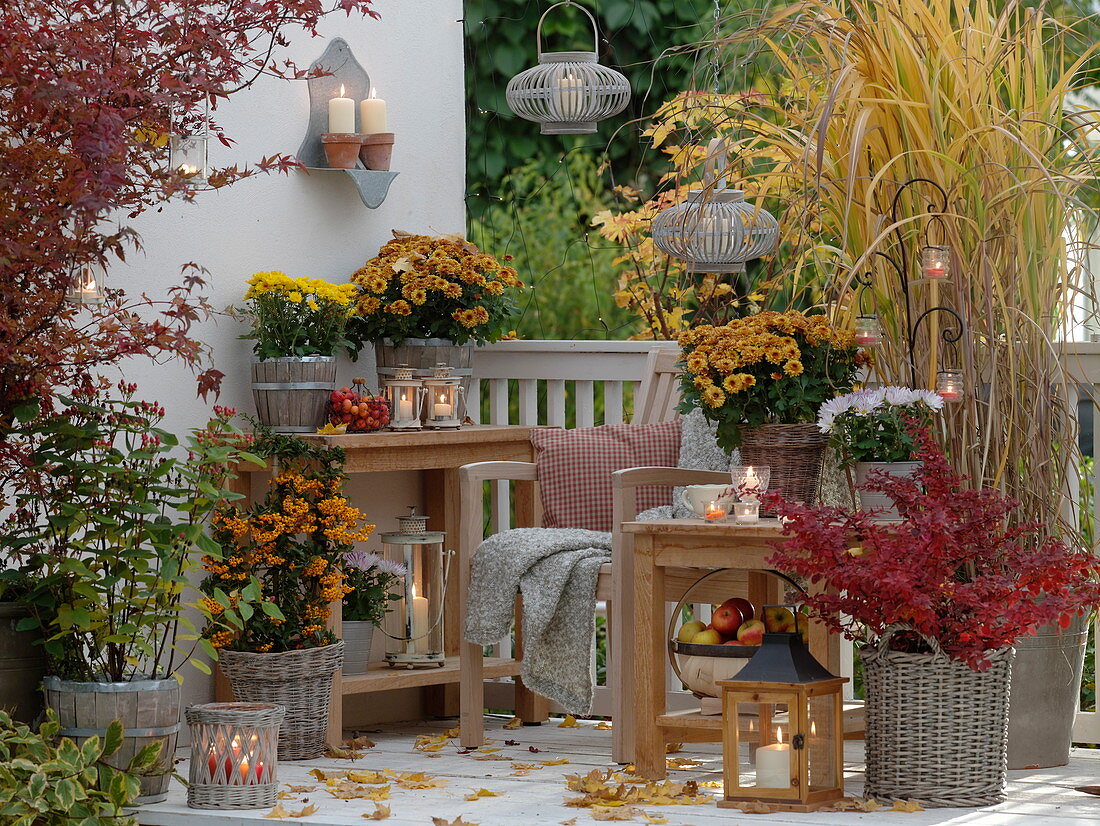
[767, 427, 1100, 670]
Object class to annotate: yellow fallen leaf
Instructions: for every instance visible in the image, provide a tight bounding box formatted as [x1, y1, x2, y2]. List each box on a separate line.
[698, 780, 723, 788]
[264, 803, 319, 819]
[561, 820, 578, 826]
[594, 721, 613, 730]
[665, 743, 683, 754]
[347, 770, 389, 784]
[308, 769, 335, 781]
[431, 818, 478, 826]
[443, 725, 461, 738]
[363, 803, 390, 820]
[503, 716, 523, 730]
[540, 758, 570, 766]
[275, 791, 294, 799]
[642, 814, 669, 824]
[890, 799, 925, 812]
[471, 753, 511, 761]
[557, 714, 580, 728]
[394, 771, 448, 790]
[590, 806, 642, 821]
[464, 788, 502, 801]
[345, 735, 377, 750]
[326, 780, 391, 800]
[737, 800, 775, 814]
[666, 756, 703, 770]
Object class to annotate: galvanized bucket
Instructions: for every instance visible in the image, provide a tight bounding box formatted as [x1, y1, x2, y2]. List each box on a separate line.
[341, 621, 375, 676]
[0, 602, 46, 725]
[853, 461, 921, 518]
[250, 355, 337, 433]
[1006, 615, 1089, 769]
[43, 676, 180, 804]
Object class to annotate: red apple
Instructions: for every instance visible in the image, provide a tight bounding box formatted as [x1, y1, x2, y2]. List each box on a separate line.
[736, 618, 765, 646]
[722, 597, 754, 623]
[710, 603, 744, 638]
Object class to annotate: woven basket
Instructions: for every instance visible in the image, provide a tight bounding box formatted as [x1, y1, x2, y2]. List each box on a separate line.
[218, 642, 343, 760]
[185, 702, 284, 810]
[860, 628, 1014, 808]
[739, 423, 828, 514]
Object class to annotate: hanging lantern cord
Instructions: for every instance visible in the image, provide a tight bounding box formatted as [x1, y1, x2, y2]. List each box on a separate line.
[711, 0, 722, 103]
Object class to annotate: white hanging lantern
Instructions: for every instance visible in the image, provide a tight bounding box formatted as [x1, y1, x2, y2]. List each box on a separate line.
[65, 261, 106, 306]
[505, 1, 630, 135]
[170, 133, 209, 182]
[652, 139, 779, 273]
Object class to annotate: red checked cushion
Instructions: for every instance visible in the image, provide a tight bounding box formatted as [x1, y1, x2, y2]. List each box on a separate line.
[531, 420, 682, 532]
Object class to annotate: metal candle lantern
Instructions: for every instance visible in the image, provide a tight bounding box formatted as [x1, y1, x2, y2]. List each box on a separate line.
[382, 366, 427, 430]
[717, 609, 847, 813]
[65, 262, 106, 306]
[185, 702, 284, 810]
[421, 364, 466, 429]
[651, 140, 778, 273]
[382, 509, 452, 668]
[505, 1, 630, 135]
[170, 133, 209, 183]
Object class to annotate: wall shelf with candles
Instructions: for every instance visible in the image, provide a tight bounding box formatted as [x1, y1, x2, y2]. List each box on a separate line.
[295, 38, 398, 209]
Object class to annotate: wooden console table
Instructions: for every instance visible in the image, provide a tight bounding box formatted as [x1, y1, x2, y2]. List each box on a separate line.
[218, 425, 547, 742]
[622, 518, 843, 780]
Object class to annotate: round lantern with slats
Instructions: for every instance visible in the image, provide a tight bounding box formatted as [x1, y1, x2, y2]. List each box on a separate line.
[505, 1, 630, 135]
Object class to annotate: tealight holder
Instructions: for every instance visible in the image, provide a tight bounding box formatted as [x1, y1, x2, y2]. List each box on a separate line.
[854, 314, 881, 348]
[921, 244, 951, 279]
[382, 366, 427, 430]
[936, 369, 964, 403]
[185, 702, 284, 810]
[731, 465, 771, 503]
[733, 501, 760, 523]
[705, 500, 728, 522]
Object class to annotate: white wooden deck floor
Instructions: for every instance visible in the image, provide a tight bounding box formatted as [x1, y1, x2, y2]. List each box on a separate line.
[139, 715, 1100, 826]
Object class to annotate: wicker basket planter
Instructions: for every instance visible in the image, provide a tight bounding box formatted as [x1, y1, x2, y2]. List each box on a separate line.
[739, 423, 828, 513]
[250, 355, 337, 433]
[218, 642, 343, 760]
[185, 702, 285, 809]
[43, 676, 180, 804]
[860, 636, 1014, 807]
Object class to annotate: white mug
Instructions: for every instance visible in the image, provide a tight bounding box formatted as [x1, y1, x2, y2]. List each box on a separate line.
[680, 484, 734, 517]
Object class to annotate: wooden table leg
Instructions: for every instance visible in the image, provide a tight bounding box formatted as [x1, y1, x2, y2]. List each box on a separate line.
[610, 522, 635, 763]
[806, 579, 841, 675]
[425, 468, 461, 717]
[634, 535, 666, 780]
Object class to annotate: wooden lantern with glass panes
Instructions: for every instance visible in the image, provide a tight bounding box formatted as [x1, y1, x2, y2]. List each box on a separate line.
[717, 605, 847, 812]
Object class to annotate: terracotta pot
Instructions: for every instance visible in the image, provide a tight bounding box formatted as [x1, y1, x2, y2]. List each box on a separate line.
[321, 133, 362, 169]
[359, 132, 394, 171]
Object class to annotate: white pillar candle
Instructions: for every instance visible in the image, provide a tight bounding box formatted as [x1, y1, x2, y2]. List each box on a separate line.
[433, 393, 453, 419]
[328, 84, 356, 133]
[556, 74, 583, 119]
[756, 730, 791, 787]
[398, 391, 414, 421]
[410, 586, 430, 654]
[360, 87, 387, 134]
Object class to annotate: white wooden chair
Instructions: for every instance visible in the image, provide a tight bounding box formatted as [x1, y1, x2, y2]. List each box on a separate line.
[457, 346, 737, 759]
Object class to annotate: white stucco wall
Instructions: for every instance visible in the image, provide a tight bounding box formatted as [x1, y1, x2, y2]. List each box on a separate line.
[107, 0, 465, 717]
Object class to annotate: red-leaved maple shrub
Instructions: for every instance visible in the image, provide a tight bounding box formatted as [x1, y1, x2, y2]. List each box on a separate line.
[766, 428, 1100, 670]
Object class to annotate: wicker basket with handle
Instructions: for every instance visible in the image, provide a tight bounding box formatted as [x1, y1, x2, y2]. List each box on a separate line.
[739, 423, 828, 514]
[860, 626, 1014, 807]
[218, 642, 343, 761]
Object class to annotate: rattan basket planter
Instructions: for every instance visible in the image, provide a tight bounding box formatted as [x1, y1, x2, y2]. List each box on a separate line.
[217, 642, 343, 760]
[739, 423, 828, 514]
[185, 702, 285, 809]
[860, 639, 1014, 808]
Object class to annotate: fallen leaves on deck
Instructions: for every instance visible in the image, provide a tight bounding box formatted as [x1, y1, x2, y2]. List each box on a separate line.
[556, 714, 581, 728]
[430, 817, 477, 826]
[641, 814, 669, 824]
[326, 734, 376, 760]
[589, 806, 641, 820]
[664, 743, 683, 754]
[540, 758, 570, 766]
[503, 716, 523, 729]
[563, 768, 713, 809]
[665, 756, 703, 771]
[889, 799, 925, 812]
[594, 720, 613, 730]
[463, 788, 502, 801]
[285, 785, 317, 793]
[362, 803, 391, 820]
[327, 781, 391, 800]
[414, 726, 462, 753]
[394, 771, 448, 790]
[263, 803, 319, 818]
[818, 797, 882, 812]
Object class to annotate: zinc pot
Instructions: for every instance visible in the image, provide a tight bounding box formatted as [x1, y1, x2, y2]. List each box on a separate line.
[739, 423, 828, 515]
[1006, 614, 1089, 769]
[250, 355, 337, 433]
[860, 634, 1014, 808]
[853, 461, 921, 518]
[375, 337, 474, 396]
[341, 621, 376, 676]
[0, 602, 46, 724]
[43, 676, 180, 804]
[218, 642, 343, 760]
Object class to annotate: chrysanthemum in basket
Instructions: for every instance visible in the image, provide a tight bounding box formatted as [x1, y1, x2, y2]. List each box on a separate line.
[238, 271, 358, 359]
[348, 231, 522, 345]
[678, 310, 867, 451]
[200, 471, 376, 652]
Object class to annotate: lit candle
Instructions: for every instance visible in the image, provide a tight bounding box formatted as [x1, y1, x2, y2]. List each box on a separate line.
[755, 726, 791, 787]
[409, 584, 430, 655]
[328, 84, 356, 133]
[556, 74, 583, 119]
[733, 501, 760, 523]
[704, 501, 727, 521]
[360, 86, 388, 134]
[938, 385, 962, 402]
[433, 392, 453, 420]
[922, 246, 950, 279]
[398, 391, 414, 421]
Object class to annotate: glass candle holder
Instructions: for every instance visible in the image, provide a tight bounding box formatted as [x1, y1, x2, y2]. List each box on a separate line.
[921, 245, 951, 279]
[705, 500, 728, 522]
[731, 466, 770, 503]
[854, 314, 881, 347]
[732, 501, 760, 522]
[936, 369, 964, 402]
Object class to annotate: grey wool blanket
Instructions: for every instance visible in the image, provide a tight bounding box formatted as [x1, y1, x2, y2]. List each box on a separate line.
[464, 527, 611, 714]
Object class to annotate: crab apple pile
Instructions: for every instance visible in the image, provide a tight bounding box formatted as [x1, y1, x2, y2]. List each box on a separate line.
[328, 384, 390, 432]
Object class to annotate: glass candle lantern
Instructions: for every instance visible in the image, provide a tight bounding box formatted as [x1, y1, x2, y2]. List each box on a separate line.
[717, 610, 847, 813]
[731, 465, 770, 503]
[421, 364, 466, 430]
[936, 369, 964, 403]
[381, 511, 452, 668]
[382, 366, 427, 430]
[185, 702, 284, 810]
[170, 133, 209, 182]
[921, 245, 951, 279]
[65, 262, 106, 306]
[853, 314, 881, 348]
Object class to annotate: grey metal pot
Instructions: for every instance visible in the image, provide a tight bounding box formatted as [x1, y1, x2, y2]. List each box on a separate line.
[342, 620, 376, 675]
[1006, 614, 1089, 769]
[853, 461, 921, 518]
[0, 602, 46, 724]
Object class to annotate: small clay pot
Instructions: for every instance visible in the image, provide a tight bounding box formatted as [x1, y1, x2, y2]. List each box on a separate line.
[321, 133, 362, 170]
[359, 133, 395, 171]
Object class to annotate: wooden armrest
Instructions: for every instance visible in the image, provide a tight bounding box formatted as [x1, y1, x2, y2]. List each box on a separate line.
[459, 460, 538, 484]
[612, 466, 730, 490]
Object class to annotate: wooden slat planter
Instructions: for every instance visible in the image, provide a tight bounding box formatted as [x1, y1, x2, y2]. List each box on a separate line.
[0, 602, 45, 725]
[250, 356, 336, 433]
[43, 676, 180, 804]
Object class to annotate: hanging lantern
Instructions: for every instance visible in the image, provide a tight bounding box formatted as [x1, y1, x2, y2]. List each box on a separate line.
[381, 366, 427, 431]
[170, 132, 209, 182]
[854, 314, 882, 347]
[381, 509, 452, 668]
[505, 1, 630, 135]
[717, 607, 847, 813]
[185, 702, 284, 810]
[65, 262, 106, 306]
[936, 369, 964, 402]
[420, 363, 466, 430]
[921, 245, 951, 279]
[651, 140, 778, 273]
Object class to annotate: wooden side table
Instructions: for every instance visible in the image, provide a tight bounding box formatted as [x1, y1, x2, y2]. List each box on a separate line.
[621, 518, 842, 780]
[219, 425, 549, 742]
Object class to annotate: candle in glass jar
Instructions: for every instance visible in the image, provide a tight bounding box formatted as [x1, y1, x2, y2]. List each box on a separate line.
[328, 85, 356, 133]
[755, 726, 791, 787]
[733, 501, 760, 523]
[704, 500, 727, 521]
[408, 584, 430, 655]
